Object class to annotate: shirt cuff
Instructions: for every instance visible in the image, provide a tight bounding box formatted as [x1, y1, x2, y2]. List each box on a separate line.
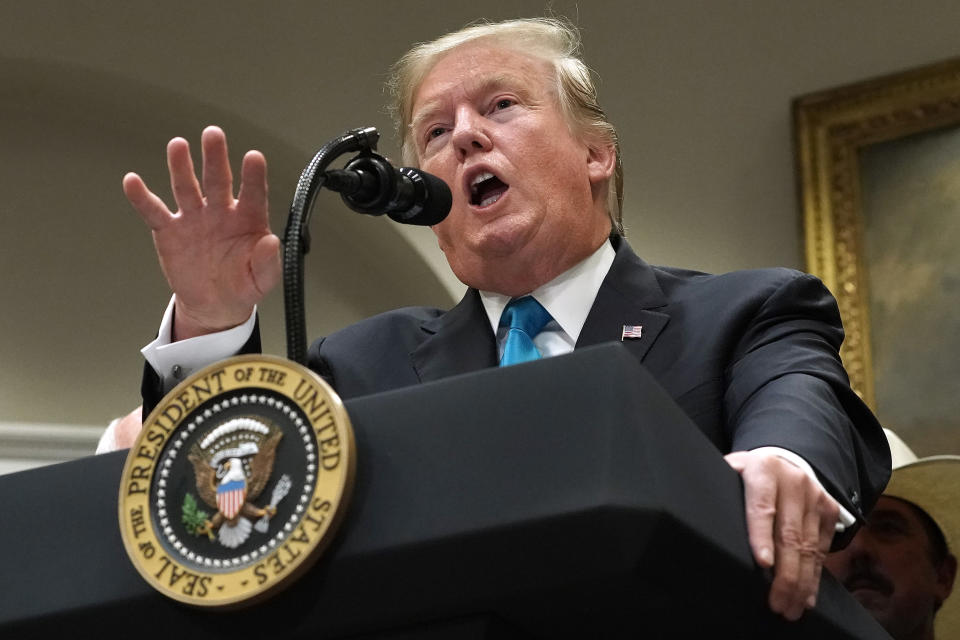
[141, 295, 257, 397]
[752, 446, 856, 532]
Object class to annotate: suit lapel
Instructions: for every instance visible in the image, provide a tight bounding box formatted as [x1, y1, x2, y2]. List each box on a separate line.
[411, 238, 670, 380]
[411, 288, 498, 383]
[576, 237, 670, 363]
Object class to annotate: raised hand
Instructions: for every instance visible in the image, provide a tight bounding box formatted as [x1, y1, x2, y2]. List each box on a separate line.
[124, 126, 281, 340]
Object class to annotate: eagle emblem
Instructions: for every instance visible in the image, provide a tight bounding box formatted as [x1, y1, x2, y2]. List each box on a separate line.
[184, 417, 289, 548]
[120, 356, 356, 607]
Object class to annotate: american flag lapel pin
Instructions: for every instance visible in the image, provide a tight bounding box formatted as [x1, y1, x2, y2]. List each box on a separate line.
[621, 325, 643, 341]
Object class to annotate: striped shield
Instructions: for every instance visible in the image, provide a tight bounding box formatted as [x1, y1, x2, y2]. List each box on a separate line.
[217, 479, 247, 520]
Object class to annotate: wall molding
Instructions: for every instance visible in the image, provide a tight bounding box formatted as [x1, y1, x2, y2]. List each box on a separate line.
[0, 422, 103, 475]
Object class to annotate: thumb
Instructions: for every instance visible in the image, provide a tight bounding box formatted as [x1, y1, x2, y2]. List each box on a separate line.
[724, 450, 750, 472]
[251, 234, 282, 297]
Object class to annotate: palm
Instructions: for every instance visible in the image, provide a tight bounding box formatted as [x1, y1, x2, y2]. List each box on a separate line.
[125, 126, 280, 339]
[151, 183, 271, 323]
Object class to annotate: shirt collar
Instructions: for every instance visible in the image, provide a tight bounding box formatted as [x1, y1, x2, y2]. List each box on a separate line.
[478, 239, 616, 342]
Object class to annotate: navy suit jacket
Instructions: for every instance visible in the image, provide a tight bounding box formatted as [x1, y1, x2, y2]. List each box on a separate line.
[142, 236, 889, 535]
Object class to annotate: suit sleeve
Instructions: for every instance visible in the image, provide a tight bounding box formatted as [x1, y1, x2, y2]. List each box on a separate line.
[721, 272, 890, 545]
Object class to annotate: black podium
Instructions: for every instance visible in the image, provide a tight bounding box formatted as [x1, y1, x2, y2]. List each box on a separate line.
[0, 344, 888, 638]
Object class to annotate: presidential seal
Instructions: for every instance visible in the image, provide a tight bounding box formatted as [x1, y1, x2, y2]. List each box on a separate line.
[118, 355, 355, 608]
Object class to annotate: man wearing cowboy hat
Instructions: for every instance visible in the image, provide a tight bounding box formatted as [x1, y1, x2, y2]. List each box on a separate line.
[825, 429, 958, 640]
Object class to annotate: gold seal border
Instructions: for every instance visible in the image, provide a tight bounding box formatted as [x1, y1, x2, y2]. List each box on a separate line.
[118, 354, 356, 608]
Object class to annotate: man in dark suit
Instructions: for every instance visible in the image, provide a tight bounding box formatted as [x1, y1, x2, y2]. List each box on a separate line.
[117, 17, 888, 622]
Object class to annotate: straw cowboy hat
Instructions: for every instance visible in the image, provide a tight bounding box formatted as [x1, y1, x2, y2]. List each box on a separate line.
[882, 429, 960, 637]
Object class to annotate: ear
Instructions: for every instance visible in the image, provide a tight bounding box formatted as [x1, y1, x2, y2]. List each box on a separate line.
[586, 141, 617, 186]
[935, 553, 958, 604]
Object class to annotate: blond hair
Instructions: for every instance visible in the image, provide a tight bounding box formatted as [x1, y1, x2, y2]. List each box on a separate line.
[387, 17, 624, 234]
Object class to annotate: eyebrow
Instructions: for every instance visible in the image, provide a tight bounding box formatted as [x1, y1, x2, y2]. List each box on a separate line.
[409, 73, 536, 135]
[868, 509, 908, 525]
[866, 506, 917, 535]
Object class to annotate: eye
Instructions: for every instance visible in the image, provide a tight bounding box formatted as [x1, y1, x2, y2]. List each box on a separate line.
[428, 126, 447, 139]
[869, 515, 909, 539]
[493, 98, 514, 111]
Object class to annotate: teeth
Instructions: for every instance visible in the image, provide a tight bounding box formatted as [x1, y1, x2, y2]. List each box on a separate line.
[480, 192, 502, 207]
[471, 171, 494, 190]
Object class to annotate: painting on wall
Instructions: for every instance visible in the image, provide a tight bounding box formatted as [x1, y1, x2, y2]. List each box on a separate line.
[794, 58, 960, 456]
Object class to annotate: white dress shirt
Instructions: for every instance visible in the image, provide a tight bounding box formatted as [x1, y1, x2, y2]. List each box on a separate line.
[480, 238, 616, 360]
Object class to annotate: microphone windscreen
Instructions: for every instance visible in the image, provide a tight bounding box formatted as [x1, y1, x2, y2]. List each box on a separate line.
[390, 168, 452, 226]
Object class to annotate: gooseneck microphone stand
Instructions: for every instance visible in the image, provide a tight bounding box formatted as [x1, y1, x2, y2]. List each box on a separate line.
[283, 126, 451, 365]
[282, 126, 382, 365]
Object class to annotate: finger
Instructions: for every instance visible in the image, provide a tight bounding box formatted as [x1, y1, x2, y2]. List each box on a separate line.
[723, 451, 748, 472]
[123, 172, 173, 230]
[250, 234, 282, 298]
[237, 149, 268, 220]
[726, 452, 776, 568]
[201, 125, 235, 209]
[808, 496, 840, 608]
[769, 474, 809, 620]
[167, 137, 204, 212]
[796, 490, 823, 610]
[744, 477, 777, 570]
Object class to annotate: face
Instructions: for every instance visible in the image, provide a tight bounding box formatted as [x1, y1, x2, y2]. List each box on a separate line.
[409, 43, 615, 295]
[824, 496, 956, 638]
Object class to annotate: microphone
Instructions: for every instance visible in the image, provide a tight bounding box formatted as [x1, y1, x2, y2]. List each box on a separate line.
[323, 152, 451, 225]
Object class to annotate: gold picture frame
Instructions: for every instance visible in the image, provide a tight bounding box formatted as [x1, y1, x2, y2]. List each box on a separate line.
[794, 58, 960, 412]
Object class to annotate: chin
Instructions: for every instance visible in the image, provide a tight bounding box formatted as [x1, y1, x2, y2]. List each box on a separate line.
[469, 219, 540, 257]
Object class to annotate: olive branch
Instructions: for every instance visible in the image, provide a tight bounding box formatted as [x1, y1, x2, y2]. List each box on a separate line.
[181, 493, 209, 536]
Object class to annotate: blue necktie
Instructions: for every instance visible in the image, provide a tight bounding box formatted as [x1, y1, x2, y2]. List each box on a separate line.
[499, 296, 553, 367]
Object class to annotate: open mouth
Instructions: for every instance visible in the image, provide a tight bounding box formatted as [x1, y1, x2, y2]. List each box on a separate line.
[469, 171, 509, 208]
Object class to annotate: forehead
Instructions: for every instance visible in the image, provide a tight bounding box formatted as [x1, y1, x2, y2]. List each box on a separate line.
[875, 494, 923, 514]
[411, 43, 554, 117]
[870, 496, 933, 535]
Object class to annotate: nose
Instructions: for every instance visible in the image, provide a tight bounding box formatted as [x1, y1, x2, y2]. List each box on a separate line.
[826, 529, 879, 579]
[452, 107, 492, 161]
[843, 528, 883, 571]
[846, 528, 879, 557]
